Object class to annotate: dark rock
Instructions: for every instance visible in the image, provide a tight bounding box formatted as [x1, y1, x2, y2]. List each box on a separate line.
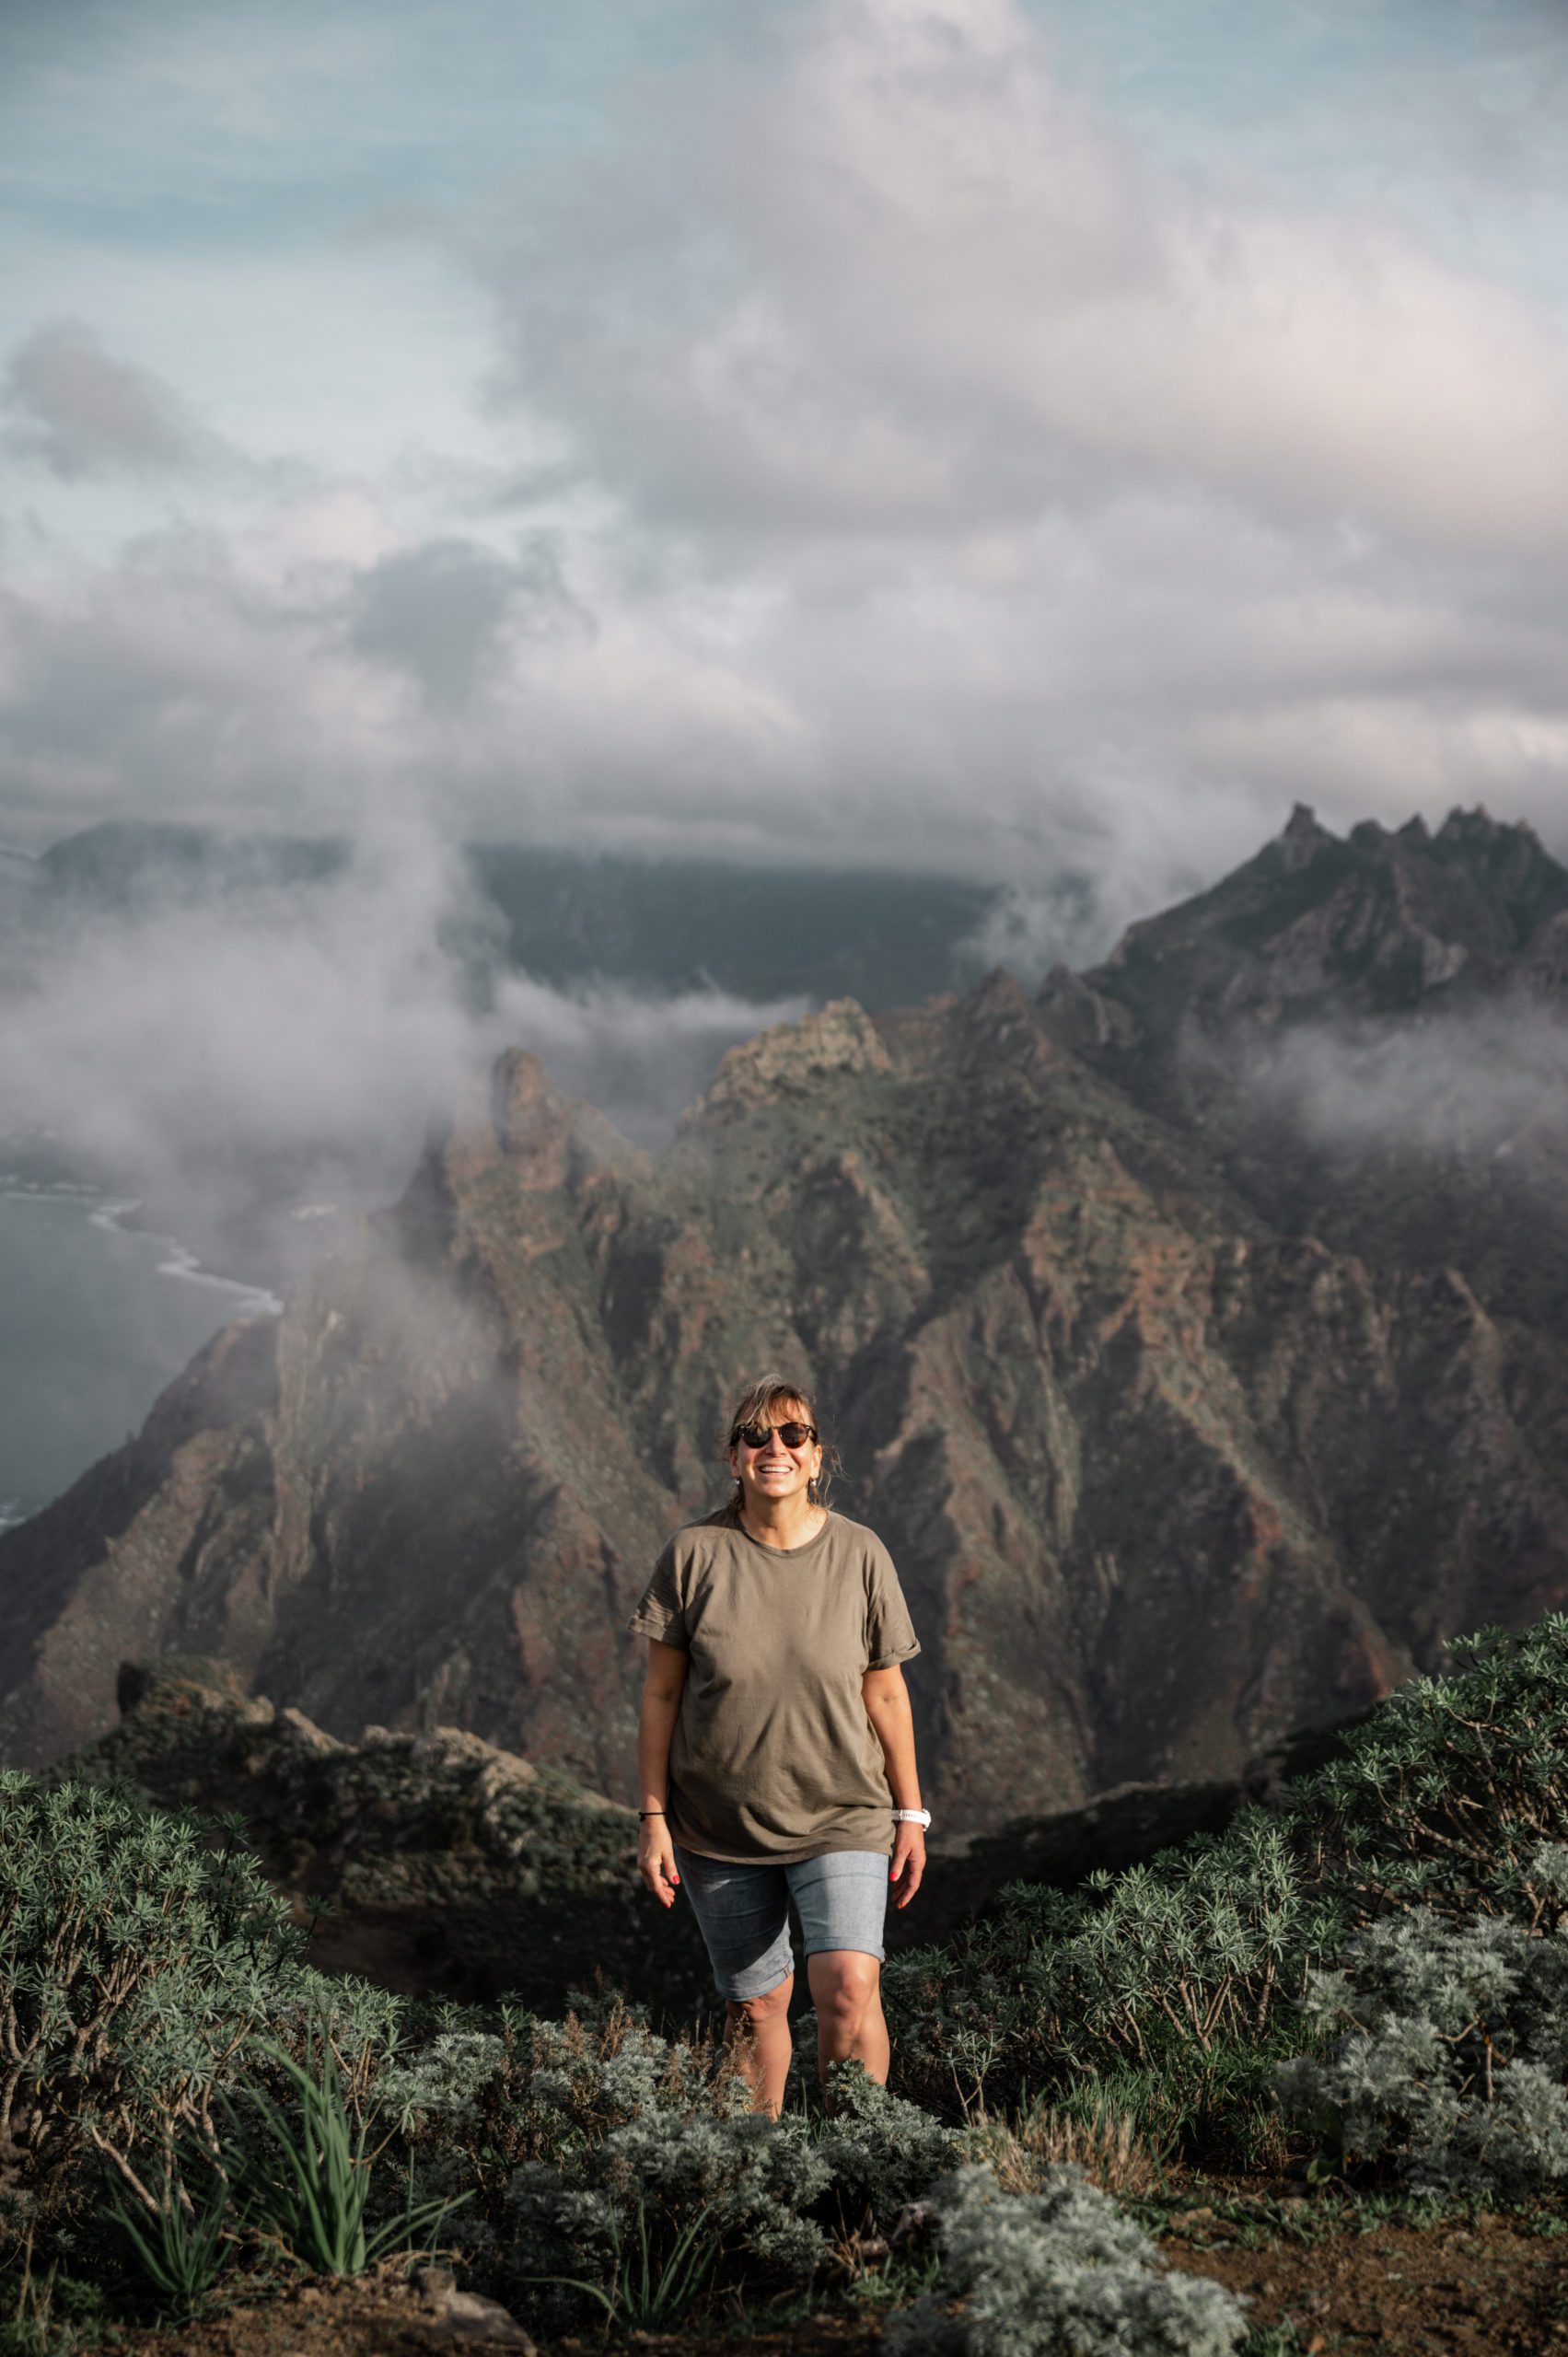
[59, 1659, 710, 2017]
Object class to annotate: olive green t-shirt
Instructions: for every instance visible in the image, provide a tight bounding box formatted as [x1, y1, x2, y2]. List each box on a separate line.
[627, 1506, 922, 1864]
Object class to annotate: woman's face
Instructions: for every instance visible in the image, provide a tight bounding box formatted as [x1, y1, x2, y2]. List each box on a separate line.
[728, 1404, 823, 1514]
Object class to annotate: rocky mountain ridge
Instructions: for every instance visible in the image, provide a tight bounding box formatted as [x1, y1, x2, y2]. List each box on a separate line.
[60, 1657, 703, 2015]
[4, 806, 1567, 1837]
[60, 1657, 1353, 2009]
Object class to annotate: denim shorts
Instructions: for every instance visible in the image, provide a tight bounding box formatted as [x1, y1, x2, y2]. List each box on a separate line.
[672, 1844, 889, 2002]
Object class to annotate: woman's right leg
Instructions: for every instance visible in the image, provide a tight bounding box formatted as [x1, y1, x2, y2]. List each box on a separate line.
[673, 1845, 796, 2116]
[726, 1974, 795, 2117]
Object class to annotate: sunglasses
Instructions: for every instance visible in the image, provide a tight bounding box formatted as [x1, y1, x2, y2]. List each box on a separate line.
[731, 1420, 818, 1451]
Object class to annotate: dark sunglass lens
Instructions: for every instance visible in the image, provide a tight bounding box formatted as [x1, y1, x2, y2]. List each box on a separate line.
[735, 1419, 817, 1449]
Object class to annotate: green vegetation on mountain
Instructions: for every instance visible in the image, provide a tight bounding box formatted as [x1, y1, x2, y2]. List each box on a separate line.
[11, 1614, 1568, 2352]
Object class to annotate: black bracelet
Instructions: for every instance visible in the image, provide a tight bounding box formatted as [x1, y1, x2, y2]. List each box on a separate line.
[639, 1808, 666, 1817]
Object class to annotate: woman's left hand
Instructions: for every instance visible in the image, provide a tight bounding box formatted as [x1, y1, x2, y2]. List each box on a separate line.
[889, 1823, 925, 1910]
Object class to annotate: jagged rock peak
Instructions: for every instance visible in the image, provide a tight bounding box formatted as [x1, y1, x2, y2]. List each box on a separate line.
[1279, 803, 1337, 865]
[422, 1045, 642, 1199]
[961, 967, 1036, 1022]
[490, 1046, 583, 1177]
[1036, 961, 1133, 1050]
[1435, 804, 1543, 855]
[685, 996, 891, 1123]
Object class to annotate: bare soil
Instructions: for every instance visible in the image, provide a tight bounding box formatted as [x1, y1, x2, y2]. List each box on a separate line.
[1162, 2190, 1568, 2354]
[134, 2261, 889, 2357]
[96, 2194, 1568, 2357]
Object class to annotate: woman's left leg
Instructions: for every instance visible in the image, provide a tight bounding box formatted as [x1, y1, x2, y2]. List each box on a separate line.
[788, 1851, 891, 2096]
[806, 1948, 889, 2087]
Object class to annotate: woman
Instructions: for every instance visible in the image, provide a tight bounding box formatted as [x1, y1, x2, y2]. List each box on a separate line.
[628, 1375, 928, 2116]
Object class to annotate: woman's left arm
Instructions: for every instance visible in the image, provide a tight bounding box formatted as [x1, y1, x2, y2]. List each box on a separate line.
[863, 1665, 924, 1910]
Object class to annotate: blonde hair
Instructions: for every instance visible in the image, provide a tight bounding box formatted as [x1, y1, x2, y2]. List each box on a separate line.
[721, 1373, 842, 1513]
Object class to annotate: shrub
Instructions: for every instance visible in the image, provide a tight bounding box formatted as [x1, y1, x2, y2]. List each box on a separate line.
[816, 2061, 963, 2230]
[886, 1809, 1340, 2163]
[387, 2001, 961, 2331]
[882, 2163, 1248, 2357]
[1297, 1618, 1568, 1928]
[1276, 1909, 1568, 2199]
[496, 2026, 824, 2329]
[887, 1619, 1568, 2172]
[0, 1775, 307, 2211]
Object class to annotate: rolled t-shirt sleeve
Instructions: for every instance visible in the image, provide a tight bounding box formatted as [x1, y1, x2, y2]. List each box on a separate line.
[865, 1542, 921, 1670]
[627, 1539, 689, 1648]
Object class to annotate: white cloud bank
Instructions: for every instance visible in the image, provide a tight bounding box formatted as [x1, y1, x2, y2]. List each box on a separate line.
[1241, 998, 1568, 1164]
[0, 837, 805, 1275]
[4, 0, 1568, 915]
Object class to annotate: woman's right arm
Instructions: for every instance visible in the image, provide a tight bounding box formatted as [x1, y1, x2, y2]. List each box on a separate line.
[637, 1638, 688, 1906]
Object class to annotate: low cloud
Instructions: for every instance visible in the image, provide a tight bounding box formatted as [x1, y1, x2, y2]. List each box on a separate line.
[345, 532, 587, 711]
[957, 868, 1112, 987]
[488, 971, 807, 1146]
[485, 0, 1568, 558]
[1237, 1000, 1568, 1163]
[0, 835, 804, 1279]
[2, 320, 237, 482]
[6, 0, 1568, 921]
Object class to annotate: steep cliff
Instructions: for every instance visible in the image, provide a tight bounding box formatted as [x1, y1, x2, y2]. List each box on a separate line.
[5, 808, 1568, 1836]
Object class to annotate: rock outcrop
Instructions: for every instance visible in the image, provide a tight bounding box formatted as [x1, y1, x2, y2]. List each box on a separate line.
[6, 807, 1568, 1840]
[62, 1659, 710, 2015]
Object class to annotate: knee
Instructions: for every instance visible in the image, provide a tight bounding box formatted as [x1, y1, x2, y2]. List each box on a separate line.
[812, 1955, 880, 2027]
[728, 1976, 793, 2029]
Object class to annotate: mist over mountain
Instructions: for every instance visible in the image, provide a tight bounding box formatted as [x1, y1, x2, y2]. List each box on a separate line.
[1, 819, 1030, 1283]
[27, 819, 1011, 1005]
[3, 804, 1566, 1833]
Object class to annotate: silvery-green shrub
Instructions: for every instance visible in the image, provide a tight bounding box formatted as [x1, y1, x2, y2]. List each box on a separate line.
[0, 1773, 310, 2202]
[376, 2030, 509, 2139]
[887, 1617, 1568, 2166]
[817, 2060, 961, 2223]
[885, 1805, 1338, 2156]
[1277, 1909, 1568, 2197]
[1299, 1617, 1568, 1927]
[882, 2164, 1247, 2357]
[483, 2018, 959, 2329]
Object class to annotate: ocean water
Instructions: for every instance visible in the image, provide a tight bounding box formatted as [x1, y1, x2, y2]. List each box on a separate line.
[0, 1182, 280, 1531]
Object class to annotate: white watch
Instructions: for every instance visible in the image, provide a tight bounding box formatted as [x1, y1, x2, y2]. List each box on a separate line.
[892, 1807, 932, 1828]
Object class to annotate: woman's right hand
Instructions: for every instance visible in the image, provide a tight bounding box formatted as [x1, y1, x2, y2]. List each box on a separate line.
[638, 1819, 681, 1907]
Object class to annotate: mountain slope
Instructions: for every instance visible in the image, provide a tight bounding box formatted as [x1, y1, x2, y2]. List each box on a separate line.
[1043, 802, 1568, 1330]
[6, 812, 1568, 1835]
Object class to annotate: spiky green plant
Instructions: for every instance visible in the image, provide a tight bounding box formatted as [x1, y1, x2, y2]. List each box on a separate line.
[109, 2152, 230, 2314]
[530, 2194, 722, 2330]
[230, 2036, 465, 2276]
